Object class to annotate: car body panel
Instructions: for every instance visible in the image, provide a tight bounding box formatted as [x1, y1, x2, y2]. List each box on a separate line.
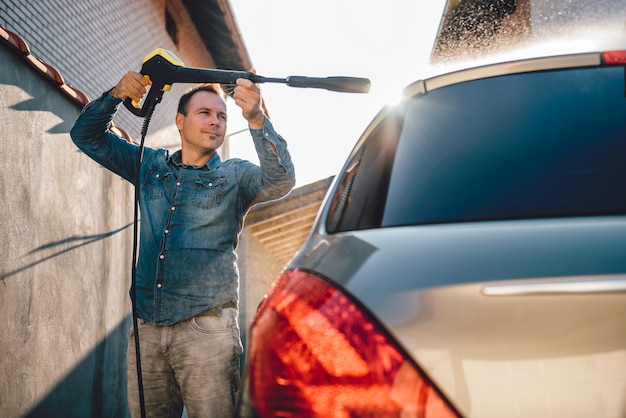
[291, 217, 626, 416]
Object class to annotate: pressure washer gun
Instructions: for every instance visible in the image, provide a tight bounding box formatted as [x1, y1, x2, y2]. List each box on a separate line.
[124, 48, 371, 117]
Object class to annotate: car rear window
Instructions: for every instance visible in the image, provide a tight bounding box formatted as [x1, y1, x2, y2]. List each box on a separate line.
[326, 65, 626, 233]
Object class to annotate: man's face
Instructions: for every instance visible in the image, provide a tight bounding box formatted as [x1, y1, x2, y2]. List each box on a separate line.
[176, 90, 227, 160]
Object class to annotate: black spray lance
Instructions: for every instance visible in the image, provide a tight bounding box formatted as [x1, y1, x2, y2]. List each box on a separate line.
[123, 48, 370, 418]
[124, 48, 371, 117]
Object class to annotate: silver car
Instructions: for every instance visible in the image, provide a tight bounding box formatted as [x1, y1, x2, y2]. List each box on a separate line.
[236, 5, 626, 418]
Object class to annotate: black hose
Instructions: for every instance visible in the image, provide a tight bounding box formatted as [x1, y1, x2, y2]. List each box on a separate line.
[130, 103, 154, 418]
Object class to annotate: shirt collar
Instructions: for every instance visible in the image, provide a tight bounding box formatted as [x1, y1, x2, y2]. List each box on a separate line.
[168, 150, 222, 170]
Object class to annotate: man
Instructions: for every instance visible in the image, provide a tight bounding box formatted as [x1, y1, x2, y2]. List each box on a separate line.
[70, 70, 295, 417]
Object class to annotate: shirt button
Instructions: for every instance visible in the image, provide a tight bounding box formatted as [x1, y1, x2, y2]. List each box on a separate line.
[155, 174, 160, 178]
[159, 254, 165, 259]
[176, 182, 181, 186]
[208, 183, 213, 187]
[171, 207, 176, 211]
[157, 283, 162, 288]
[164, 229, 169, 234]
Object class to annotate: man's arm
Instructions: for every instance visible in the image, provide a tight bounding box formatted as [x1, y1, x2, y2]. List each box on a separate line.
[234, 74, 296, 203]
[70, 72, 150, 184]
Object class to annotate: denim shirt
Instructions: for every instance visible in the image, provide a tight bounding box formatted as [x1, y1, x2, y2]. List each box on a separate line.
[70, 91, 295, 325]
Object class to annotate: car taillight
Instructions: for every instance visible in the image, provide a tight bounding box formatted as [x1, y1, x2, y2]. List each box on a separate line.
[247, 268, 459, 417]
[601, 50, 626, 65]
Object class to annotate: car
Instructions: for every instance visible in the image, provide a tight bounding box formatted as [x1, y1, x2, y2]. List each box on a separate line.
[235, 17, 626, 418]
[235, 46, 626, 417]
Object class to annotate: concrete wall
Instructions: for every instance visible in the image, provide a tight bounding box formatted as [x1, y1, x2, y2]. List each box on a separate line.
[0, 45, 134, 418]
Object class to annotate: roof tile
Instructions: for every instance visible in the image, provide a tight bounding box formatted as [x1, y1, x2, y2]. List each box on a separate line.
[1, 24, 89, 108]
[0, 24, 136, 143]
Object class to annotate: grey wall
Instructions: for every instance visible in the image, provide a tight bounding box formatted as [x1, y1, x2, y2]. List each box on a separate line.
[1, 46, 135, 417]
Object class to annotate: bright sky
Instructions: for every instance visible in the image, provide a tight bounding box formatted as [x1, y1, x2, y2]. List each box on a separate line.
[226, 0, 447, 187]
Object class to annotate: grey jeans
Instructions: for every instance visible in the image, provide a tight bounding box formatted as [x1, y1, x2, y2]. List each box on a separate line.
[127, 308, 243, 418]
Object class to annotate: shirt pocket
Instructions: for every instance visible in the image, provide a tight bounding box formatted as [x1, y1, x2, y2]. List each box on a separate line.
[192, 175, 225, 209]
[141, 167, 171, 200]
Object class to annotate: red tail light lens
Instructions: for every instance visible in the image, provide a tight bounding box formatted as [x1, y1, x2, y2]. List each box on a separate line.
[247, 268, 459, 417]
[601, 50, 626, 65]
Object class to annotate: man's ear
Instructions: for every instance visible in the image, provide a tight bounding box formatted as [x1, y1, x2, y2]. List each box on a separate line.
[176, 113, 184, 131]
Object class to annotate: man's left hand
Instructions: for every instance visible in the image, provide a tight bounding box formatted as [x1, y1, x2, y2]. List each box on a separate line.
[233, 69, 265, 130]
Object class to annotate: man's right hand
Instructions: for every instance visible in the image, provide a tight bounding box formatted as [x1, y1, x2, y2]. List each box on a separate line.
[110, 71, 151, 103]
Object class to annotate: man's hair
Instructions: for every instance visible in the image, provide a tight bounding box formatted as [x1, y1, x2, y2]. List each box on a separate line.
[177, 83, 226, 116]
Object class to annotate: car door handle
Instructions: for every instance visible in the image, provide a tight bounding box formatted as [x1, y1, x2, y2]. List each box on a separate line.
[481, 275, 626, 296]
